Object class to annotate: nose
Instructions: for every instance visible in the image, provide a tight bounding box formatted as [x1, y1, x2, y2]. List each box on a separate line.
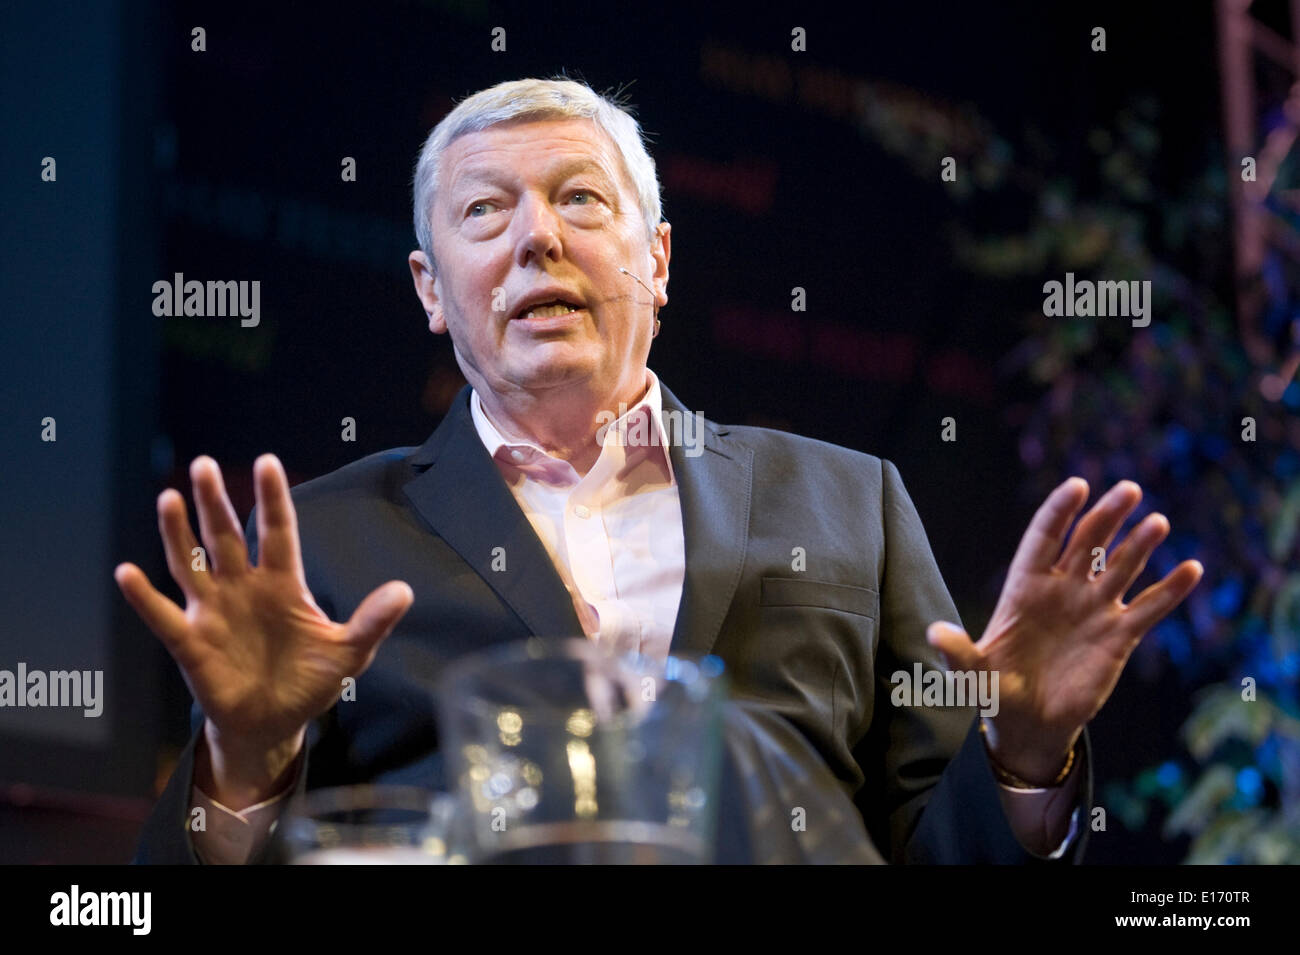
[512, 192, 563, 269]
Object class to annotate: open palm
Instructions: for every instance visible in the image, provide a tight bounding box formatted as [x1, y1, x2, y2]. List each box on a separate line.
[928, 478, 1203, 781]
[115, 455, 413, 754]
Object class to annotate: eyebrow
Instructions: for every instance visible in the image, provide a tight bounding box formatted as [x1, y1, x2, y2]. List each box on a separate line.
[449, 156, 620, 202]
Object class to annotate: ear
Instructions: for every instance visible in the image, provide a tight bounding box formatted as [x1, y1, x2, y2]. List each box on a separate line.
[408, 249, 447, 334]
[650, 221, 671, 308]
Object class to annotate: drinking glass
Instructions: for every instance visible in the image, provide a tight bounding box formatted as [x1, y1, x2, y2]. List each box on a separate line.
[438, 638, 726, 863]
[281, 784, 463, 864]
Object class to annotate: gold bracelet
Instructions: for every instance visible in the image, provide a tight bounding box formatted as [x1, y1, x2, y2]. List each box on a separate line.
[979, 720, 1076, 789]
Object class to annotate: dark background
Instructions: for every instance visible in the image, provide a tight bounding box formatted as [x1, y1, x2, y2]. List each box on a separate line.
[4, 0, 1279, 865]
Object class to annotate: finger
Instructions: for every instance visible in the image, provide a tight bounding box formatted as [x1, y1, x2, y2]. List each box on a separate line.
[191, 456, 249, 576]
[1096, 512, 1170, 601]
[157, 489, 213, 599]
[114, 562, 189, 652]
[1056, 480, 1142, 577]
[1123, 560, 1204, 636]
[254, 454, 305, 581]
[1008, 477, 1090, 577]
[343, 581, 415, 659]
[925, 621, 981, 671]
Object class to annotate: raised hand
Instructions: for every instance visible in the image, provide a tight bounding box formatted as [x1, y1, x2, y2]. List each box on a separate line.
[114, 454, 413, 804]
[926, 478, 1203, 785]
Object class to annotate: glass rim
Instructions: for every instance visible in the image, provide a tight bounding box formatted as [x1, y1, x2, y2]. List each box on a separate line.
[436, 636, 726, 723]
[284, 784, 449, 825]
[280, 785, 461, 860]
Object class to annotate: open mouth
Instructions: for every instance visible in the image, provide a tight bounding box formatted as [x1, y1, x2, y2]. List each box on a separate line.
[512, 297, 585, 321]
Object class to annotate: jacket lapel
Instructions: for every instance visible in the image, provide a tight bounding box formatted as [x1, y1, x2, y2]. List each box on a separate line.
[662, 384, 753, 657]
[398, 381, 754, 658]
[401, 386, 584, 640]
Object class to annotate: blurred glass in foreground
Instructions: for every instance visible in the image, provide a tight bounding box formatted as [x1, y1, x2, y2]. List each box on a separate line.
[282, 785, 462, 864]
[438, 638, 727, 863]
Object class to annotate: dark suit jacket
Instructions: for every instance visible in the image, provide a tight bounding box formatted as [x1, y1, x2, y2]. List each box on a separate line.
[135, 382, 1092, 864]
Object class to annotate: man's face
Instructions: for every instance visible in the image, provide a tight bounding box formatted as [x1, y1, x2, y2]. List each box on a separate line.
[409, 117, 670, 407]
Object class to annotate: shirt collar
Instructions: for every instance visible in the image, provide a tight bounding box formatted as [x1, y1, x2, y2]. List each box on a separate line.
[470, 370, 676, 486]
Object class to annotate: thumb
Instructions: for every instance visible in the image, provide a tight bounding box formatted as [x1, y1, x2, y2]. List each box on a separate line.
[344, 580, 415, 654]
[926, 621, 980, 671]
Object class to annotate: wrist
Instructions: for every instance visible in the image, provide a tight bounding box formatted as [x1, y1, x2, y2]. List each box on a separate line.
[197, 720, 305, 810]
[980, 718, 1077, 788]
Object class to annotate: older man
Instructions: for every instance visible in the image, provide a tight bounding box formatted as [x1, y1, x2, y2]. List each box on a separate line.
[119, 78, 1202, 864]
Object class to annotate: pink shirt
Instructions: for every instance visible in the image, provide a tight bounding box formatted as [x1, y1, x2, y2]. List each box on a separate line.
[469, 370, 685, 659]
[189, 372, 1080, 862]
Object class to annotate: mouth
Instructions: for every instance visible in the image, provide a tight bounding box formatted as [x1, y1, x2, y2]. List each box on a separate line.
[510, 294, 586, 323]
[509, 296, 587, 333]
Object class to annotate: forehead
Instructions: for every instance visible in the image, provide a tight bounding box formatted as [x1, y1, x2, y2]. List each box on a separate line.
[440, 117, 630, 194]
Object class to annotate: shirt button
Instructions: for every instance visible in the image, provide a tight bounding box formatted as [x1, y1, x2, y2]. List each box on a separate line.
[510, 449, 526, 462]
[574, 504, 592, 519]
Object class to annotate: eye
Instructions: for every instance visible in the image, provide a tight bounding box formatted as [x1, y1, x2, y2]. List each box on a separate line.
[568, 190, 595, 205]
[468, 200, 497, 218]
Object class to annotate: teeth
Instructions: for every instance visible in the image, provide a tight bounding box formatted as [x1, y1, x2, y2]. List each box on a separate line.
[524, 303, 578, 319]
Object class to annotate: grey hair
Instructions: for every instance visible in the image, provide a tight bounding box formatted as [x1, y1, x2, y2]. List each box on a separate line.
[412, 77, 662, 269]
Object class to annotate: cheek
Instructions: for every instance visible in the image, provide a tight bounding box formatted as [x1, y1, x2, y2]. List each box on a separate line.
[442, 277, 492, 329]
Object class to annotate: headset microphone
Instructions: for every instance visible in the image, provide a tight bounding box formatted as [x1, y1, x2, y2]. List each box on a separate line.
[618, 267, 661, 339]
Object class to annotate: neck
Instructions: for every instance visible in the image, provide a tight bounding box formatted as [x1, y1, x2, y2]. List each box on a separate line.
[476, 373, 652, 477]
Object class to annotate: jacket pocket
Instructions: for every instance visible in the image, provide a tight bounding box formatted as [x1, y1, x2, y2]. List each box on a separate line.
[760, 576, 878, 619]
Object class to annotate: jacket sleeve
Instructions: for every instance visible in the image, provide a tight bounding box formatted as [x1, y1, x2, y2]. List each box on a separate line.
[132, 699, 317, 864]
[851, 458, 1092, 863]
[131, 703, 205, 864]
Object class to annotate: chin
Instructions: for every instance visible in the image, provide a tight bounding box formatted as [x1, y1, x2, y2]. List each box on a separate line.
[509, 343, 599, 378]
[510, 357, 600, 391]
